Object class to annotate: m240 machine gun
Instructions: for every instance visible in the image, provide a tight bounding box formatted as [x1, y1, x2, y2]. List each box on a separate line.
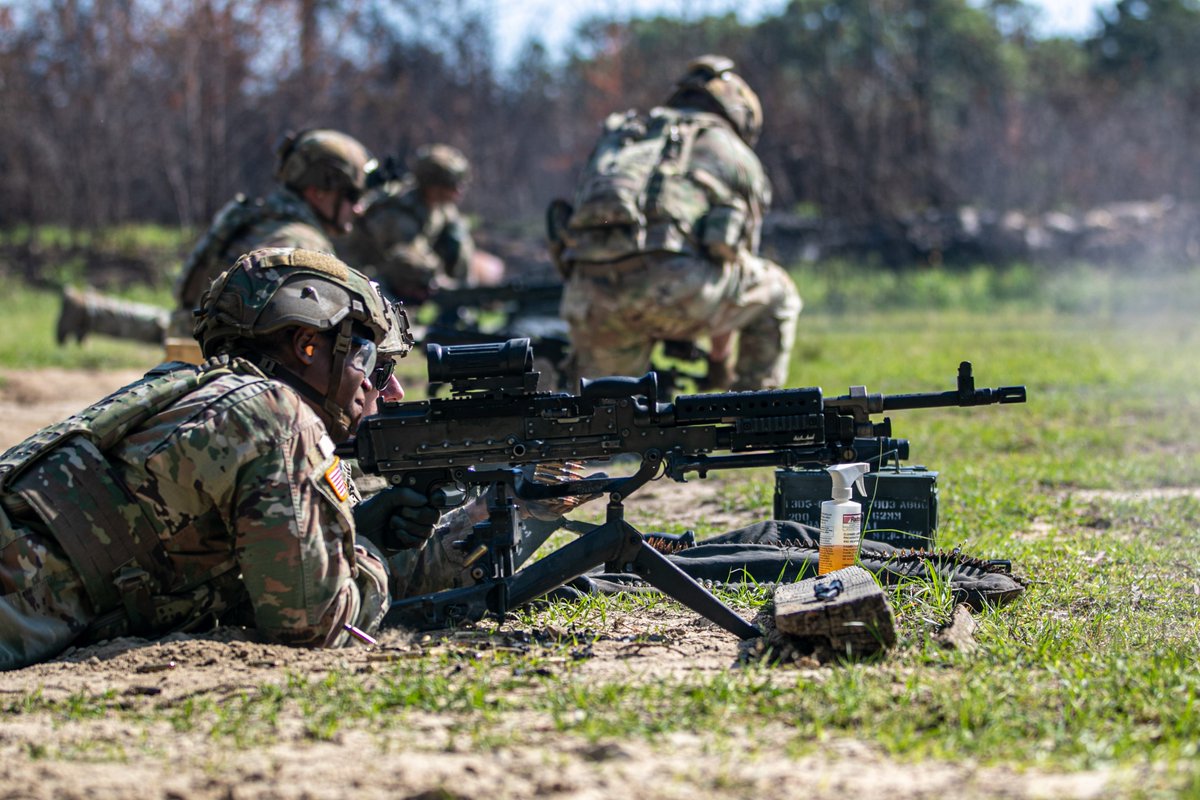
[340, 339, 1027, 639]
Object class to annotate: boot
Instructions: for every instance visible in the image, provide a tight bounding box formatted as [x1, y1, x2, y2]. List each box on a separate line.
[56, 286, 91, 345]
[56, 287, 167, 346]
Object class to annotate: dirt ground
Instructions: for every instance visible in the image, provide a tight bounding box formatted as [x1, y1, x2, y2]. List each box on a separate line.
[0, 369, 1117, 800]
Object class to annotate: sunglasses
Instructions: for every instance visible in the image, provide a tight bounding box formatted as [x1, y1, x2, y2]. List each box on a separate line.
[370, 358, 396, 392]
[347, 336, 397, 392]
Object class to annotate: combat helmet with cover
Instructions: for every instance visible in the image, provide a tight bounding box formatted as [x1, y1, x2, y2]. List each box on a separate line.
[378, 298, 415, 360]
[172, 127, 370, 315]
[276, 128, 374, 200]
[193, 247, 396, 440]
[666, 55, 763, 147]
[411, 144, 471, 191]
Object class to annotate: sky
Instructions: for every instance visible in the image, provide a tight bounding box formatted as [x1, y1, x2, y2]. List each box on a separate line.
[489, 0, 1110, 69]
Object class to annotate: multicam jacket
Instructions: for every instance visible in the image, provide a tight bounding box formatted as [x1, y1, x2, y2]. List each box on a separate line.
[339, 179, 474, 302]
[0, 358, 388, 670]
[174, 187, 335, 314]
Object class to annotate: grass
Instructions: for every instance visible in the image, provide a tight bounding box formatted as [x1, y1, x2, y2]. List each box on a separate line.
[2, 251, 1199, 793]
[0, 278, 165, 372]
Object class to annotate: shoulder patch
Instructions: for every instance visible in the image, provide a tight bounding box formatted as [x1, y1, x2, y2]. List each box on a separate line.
[323, 456, 349, 502]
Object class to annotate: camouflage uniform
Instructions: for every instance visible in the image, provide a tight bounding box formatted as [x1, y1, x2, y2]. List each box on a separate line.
[0, 358, 390, 670]
[56, 286, 170, 346]
[4, 247, 398, 670]
[340, 144, 474, 304]
[168, 187, 335, 338]
[556, 57, 801, 391]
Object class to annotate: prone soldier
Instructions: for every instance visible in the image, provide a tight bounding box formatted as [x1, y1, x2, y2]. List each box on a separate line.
[3, 248, 434, 669]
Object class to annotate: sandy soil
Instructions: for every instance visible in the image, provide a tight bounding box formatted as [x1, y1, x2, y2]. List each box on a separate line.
[0, 369, 1118, 800]
[0, 368, 147, 452]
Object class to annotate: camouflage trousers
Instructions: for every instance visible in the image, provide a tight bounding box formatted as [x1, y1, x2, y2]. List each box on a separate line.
[561, 251, 802, 389]
[0, 515, 93, 671]
[59, 287, 168, 346]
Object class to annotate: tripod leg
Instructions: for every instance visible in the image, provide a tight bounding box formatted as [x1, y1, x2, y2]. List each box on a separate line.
[388, 509, 760, 640]
[505, 520, 628, 609]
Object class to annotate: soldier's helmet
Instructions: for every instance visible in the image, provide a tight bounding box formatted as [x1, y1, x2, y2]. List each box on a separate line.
[667, 55, 763, 146]
[275, 129, 373, 200]
[193, 247, 392, 359]
[411, 144, 471, 191]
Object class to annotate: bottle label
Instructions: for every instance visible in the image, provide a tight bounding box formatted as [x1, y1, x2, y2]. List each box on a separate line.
[819, 510, 863, 575]
[818, 544, 858, 574]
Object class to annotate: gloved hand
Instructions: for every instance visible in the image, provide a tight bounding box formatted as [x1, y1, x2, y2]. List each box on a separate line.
[522, 461, 604, 522]
[352, 486, 440, 554]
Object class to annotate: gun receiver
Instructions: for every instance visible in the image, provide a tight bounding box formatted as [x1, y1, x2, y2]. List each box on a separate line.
[340, 339, 1027, 639]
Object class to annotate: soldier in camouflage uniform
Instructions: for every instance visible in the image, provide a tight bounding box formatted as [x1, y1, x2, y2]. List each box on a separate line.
[55, 129, 372, 354]
[1, 247, 439, 670]
[339, 144, 475, 305]
[553, 56, 801, 391]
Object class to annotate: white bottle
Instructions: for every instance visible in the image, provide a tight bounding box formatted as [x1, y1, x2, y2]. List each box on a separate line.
[819, 462, 872, 575]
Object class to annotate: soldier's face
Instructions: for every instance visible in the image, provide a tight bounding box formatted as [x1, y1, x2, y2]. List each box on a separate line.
[363, 360, 404, 416]
[306, 187, 361, 235]
[297, 331, 372, 439]
[423, 184, 462, 207]
[334, 194, 362, 233]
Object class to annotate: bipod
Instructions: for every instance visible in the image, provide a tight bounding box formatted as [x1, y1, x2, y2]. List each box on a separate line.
[383, 459, 761, 640]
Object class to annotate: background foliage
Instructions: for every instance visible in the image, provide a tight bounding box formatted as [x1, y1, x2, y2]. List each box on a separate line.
[3, 0, 1200, 238]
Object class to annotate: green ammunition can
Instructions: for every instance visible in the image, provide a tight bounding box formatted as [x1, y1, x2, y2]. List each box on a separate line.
[773, 467, 939, 550]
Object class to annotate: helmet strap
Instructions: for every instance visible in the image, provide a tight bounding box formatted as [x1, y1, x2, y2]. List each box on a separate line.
[248, 318, 358, 441]
[320, 318, 356, 439]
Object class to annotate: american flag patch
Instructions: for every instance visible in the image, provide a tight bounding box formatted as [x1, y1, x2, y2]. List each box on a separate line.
[324, 457, 349, 502]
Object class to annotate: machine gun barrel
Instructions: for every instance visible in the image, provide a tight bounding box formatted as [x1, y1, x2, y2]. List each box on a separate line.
[884, 361, 1027, 410]
[824, 361, 1027, 423]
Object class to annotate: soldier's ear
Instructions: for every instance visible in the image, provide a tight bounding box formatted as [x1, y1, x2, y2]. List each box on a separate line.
[292, 327, 322, 366]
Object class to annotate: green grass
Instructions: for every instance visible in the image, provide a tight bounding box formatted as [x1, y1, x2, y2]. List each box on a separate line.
[3, 251, 1200, 792]
[0, 279, 165, 371]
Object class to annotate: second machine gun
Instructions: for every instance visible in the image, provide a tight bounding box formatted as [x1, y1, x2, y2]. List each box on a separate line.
[340, 338, 1027, 639]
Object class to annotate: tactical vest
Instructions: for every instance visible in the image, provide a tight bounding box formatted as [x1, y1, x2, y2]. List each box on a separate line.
[0, 358, 245, 636]
[562, 107, 747, 264]
[174, 194, 291, 308]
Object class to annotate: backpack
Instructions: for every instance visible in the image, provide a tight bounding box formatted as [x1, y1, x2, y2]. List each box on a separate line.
[564, 107, 735, 263]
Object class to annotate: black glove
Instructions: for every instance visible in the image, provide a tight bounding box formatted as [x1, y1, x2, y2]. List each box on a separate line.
[353, 486, 440, 554]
